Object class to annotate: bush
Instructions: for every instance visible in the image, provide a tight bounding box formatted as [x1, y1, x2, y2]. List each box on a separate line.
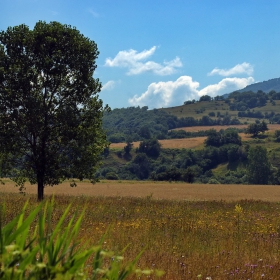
[208, 178, 220, 184]
[106, 172, 119, 180]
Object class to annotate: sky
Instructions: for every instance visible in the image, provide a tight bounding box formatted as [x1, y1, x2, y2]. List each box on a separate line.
[1, 0, 280, 109]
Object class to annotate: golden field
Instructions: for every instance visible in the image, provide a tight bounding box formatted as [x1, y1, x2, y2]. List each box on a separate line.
[2, 179, 280, 201]
[110, 124, 280, 150]
[110, 137, 207, 149]
[2, 180, 280, 278]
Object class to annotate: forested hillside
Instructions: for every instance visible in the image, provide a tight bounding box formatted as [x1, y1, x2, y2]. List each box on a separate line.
[103, 90, 280, 142]
[238, 78, 280, 93]
[98, 126, 280, 185]
[100, 88, 280, 185]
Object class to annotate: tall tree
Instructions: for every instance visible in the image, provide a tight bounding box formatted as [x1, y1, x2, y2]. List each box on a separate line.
[246, 121, 268, 137]
[0, 21, 109, 200]
[247, 146, 271, 184]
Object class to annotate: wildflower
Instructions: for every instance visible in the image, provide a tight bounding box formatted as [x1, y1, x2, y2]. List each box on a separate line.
[235, 204, 243, 214]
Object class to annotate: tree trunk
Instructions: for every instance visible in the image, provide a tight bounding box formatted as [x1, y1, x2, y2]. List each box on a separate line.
[37, 175, 44, 201]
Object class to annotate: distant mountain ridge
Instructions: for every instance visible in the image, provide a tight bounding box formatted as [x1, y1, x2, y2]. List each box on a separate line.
[237, 77, 280, 93]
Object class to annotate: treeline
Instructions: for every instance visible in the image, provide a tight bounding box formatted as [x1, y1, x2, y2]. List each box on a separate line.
[104, 90, 280, 143]
[103, 106, 240, 143]
[98, 128, 280, 185]
[228, 90, 268, 110]
[98, 129, 247, 183]
[228, 90, 280, 124]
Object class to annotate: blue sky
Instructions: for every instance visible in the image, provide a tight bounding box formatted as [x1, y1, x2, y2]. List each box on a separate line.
[1, 0, 280, 109]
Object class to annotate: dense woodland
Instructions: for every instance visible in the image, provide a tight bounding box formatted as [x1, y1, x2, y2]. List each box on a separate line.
[103, 89, 280, 143]
[100, 89, 280, 185]
[97, 127, 280, 185]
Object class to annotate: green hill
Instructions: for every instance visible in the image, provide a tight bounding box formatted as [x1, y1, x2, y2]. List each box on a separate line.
[100, 83, 280, 185]
[238, 77, 280, 93]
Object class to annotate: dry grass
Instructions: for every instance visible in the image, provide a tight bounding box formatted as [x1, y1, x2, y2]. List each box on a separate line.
[2, 179, 280, 202]
[2, 190, 280, 279]
[110, 137, 207, 149]
[172, 124, 247, 132]
[173, 123, 280, 132]
[110, 124, 280, 149]
[160, 99, 280, 119]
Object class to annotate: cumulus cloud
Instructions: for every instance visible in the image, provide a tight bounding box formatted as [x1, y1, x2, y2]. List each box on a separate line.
[208, 62, 253, 76]
[199, 77, 255, 97]
[102, 80, 118, 91]
[128, 76, 254, 108]
[128, 76, 199, 108]
[105, 46, 182, 76]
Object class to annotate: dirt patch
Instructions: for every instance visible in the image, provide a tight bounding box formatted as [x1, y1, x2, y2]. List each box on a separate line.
[2, 180, 280, 202]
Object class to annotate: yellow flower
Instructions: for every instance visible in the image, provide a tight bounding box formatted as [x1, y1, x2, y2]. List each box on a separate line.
[234, 204, 243, 214]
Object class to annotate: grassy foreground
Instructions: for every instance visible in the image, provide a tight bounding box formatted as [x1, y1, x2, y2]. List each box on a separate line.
[1, 192, 280, 279]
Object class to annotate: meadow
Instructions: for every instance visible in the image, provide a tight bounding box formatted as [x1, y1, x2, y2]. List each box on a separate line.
[2, 181, 280, 279]
[109, 124, 280, 150]
[161, 100, 280, 120]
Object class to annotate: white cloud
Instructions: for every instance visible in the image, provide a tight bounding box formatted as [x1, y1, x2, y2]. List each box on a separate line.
[128, 76, 199, 108]
[102, 80, 118, 91]
[208, 62, 253, 76]
[105, 46, 182, 76]
[199, 77, 255, 97]
[128, 76, 254, 108]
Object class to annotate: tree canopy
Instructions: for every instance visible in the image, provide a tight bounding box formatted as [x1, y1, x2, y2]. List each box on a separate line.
[245, 121, 268, 137]
[247, 146, 271, 184]
[0, 21, 109, 200]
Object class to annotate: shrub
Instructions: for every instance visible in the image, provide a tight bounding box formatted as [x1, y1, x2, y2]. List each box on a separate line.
[208, 178, 220, 184]
[106, 172, 119, 180]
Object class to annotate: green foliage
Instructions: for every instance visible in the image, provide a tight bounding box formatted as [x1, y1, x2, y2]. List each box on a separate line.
[245, 121, 268, 137]
[205, 129, 241, 147]
[0, 199, 162, 279]
[123, 140, 133, 156]
[104, 139, 250, 182]
[237, 110, 264, 118]
[204, 129, 222, 147]
[151, 166, 182, 181]
[181, 166, 198, 183]
[208, 178, 220, 184]
[137, 139, 161, 158]
[0, 21, 109, 200]
[216, 170, 247, 184]
[103, 107, 173, 142]
[222, 129, 242, 145]
[127, 153, 150, 180]
[199, 95, 212, 102]
[229, 90, 268, 110]
[103, 107, 241, 142]
[184, 99, 196, 105]
[105, 172, 119, 180]
[247, 146, 271, 184]
[275, 130, 280, 142]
